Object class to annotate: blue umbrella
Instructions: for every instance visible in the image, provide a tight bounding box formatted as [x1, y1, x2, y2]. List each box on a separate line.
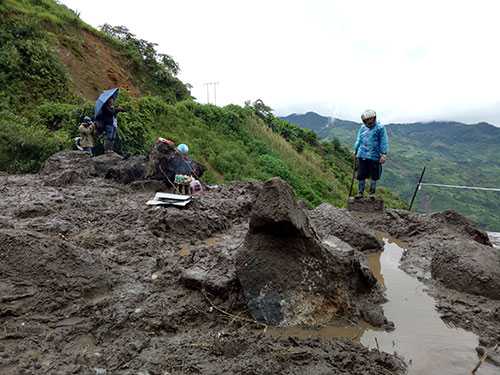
[94, 88, 119, 118]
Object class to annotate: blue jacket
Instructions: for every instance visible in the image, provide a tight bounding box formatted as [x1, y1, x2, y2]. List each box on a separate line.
[354, 121, 389, 161]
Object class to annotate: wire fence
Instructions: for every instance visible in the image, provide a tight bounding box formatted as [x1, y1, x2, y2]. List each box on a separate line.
[419, 183, 500, 192]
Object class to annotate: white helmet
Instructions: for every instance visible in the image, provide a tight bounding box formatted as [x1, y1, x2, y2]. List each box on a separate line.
[361, 109, 377, 121]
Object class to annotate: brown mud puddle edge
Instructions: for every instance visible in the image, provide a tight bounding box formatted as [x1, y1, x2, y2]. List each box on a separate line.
[262, 232, 498, 375]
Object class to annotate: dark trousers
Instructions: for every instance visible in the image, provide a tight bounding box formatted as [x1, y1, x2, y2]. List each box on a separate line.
[357, 158, 382, 181]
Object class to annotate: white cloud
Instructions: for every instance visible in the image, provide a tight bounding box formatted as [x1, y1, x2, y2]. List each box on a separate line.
[60, 0, 500, 126]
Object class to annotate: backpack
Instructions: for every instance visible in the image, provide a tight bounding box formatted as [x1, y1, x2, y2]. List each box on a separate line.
[95, 118, 106, 134]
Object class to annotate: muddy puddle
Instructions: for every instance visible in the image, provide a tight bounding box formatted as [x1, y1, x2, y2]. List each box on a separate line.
[265, 233, 498, 374]
[487, 231, 500, 248]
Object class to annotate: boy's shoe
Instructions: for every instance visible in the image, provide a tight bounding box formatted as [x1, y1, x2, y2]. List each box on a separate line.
[355, 192, 364, 199]
[369, 188, 376, 199]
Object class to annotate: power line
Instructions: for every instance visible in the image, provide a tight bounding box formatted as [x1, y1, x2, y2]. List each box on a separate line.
[203, 82, 219, 105]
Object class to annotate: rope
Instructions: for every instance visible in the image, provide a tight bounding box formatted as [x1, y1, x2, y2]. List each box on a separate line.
[419, 183, 500, 192]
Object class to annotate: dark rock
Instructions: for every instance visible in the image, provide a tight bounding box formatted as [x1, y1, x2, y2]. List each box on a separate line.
[39, 150, 96, 186]
[92, 152, 123, 177]
[309, 203, 383, 252]
[347, 197, 384, 212]
[360, 304, 394, 329]
[181, 265, 237, 297]
[142, 142, 205, 187]
[40, 150, 95, 177]
[431, 239, 500, 299]
[236, 177, 379, 326]
[430, 209, 492, 246]
[249, 177, 311, 237]
[105, 155, 148, 184]
[297, 200, 312, 210]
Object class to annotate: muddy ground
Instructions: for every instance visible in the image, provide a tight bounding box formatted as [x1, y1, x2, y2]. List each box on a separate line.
[0, 151, 499, 374]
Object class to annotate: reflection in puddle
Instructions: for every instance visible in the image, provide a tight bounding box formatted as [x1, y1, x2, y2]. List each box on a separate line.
[265, 320, 375, 341]
[262, 233, 498, 374]
[367, 251, 385, 288]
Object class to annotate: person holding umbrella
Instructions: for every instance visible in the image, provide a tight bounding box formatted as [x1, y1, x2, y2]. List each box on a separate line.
[95, 88, 124, 154]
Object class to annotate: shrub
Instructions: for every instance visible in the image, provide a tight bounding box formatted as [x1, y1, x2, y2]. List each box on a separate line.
[258, 155, 291, 181]
[0, 110, 69, 173]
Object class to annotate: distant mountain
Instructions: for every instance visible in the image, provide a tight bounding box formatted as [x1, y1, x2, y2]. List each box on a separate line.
[281, 113, 359, 140]
[280, 112, 500, 231]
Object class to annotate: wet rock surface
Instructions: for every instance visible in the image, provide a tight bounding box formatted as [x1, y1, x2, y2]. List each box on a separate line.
[309, 203, 383, 252]
[431, 238, 500, 299]
[105, 154, 149, 184]
[1, 150, 499, 373]
[40, 149, 96, 186]
[236, 178, 384, 327]
[347, 196, 384, 212]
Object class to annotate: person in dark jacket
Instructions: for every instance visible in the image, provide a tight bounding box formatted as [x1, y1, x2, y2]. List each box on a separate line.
[98, 97, 124, 153]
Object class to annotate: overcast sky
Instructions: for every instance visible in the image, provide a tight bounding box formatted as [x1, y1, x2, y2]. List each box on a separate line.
[60, 0, 500, 126]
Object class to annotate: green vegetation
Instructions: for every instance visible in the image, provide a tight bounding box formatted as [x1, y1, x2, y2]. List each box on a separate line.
[98, 24, 190, 103]
[0, 0, 408, 212]
[282, 113, 500, 231]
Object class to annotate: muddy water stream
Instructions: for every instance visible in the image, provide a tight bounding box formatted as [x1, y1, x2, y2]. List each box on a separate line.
[361, 234, 498, 374]
[487, 231, 500, 248]
[266, 233, 498, 374]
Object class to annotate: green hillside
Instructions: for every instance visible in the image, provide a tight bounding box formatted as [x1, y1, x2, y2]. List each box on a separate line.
[281, 113, 500, 231]
[0, 0, 407, 210]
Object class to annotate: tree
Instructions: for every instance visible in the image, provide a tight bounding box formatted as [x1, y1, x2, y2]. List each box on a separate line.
[252, 99, 273, 119]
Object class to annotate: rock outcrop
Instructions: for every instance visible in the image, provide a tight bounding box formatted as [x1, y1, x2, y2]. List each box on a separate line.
[431, 239, 500, 299]
[41, 142, 206, 189]
[309, 203, 383, 252]
[142, 142, 205, 187]
[40, 149, 96, 186]
[236, 177, 378, 326]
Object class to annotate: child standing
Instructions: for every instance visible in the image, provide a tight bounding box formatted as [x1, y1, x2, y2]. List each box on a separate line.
[79, 116, 96, 157]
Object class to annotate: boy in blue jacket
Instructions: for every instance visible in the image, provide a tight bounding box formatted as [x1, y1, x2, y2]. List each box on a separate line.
[353, 109, 389, 198]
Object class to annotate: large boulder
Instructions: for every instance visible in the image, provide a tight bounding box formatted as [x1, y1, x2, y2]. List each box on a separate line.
[431, 239, 500, 299]
[309, 203, 383, 252]
[249, 177, 311, 237]
[0, 229, 109, 315]
[235, 177, 378, 326]
[142, 142, 205, 187]
[105, 155, 149, 184]
[40, 150, 96, 186]
[429, 209, 492, 246]
[92, 152, 123, 177]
